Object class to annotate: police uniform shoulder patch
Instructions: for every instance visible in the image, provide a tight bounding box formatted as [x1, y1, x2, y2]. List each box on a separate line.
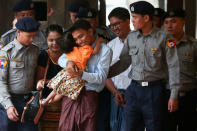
[0, 56, 8, 69]
[167, 39, 176, 48]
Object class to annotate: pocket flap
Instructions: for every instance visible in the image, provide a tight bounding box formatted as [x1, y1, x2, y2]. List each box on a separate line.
[129, 47, 138, 55]
[10, 61, 24, 68]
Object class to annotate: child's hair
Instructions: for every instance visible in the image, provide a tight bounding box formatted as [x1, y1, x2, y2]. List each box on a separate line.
[46, 24, 63, 37]
[56, 32, 78, 54]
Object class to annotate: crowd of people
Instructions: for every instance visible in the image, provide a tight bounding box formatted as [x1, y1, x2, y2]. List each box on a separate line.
[0, 0, 197, 131]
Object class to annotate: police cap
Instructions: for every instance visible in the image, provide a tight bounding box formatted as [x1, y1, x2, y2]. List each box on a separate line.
[129, 1, 154, 16]
[154, 8, 166, 18]
[13, 0, 34, 12]
[76, 8, 97, 19]
[16, 17, 40, 32]
[164, 8, 186, 19]
[67, 0, 90, 13]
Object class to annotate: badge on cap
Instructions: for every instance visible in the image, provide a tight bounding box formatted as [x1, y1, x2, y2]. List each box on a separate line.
[167, 40, 176, 48]
[30, 3, 34, 9]
[87, 11, 92, 17]
[130, 6, 134, 12]
[169, 11, 175, 16]
[154, 10, 158, 15]
[0, 56, 8, 69]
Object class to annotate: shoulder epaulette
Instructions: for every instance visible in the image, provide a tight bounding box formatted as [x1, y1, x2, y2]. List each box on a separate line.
[187, 35, 196, 42]
[1, 43, 15, 52]
[1, 28, 17, 38]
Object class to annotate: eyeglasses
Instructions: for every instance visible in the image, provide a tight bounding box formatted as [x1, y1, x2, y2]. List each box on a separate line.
[109, 21, 124, 29]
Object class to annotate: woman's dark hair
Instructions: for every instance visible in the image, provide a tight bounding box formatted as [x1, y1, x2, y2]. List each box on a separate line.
[56, 32, 78, 54]
[46, 24, 63, 37]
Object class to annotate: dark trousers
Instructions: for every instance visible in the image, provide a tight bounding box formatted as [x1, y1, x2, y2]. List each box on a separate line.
[0, 94, 38, 131]
[122, 81, 165, 131]
[0, 104, 8, 131]
[164, 89, 197, 131]
[97, 88, 111, 131]
[110, 89, 125, 131]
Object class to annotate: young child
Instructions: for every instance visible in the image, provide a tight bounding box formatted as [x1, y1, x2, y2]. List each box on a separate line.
[41, 32, 102, 105]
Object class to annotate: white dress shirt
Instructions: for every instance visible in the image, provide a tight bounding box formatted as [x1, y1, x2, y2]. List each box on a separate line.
[107, 37, 132, 90]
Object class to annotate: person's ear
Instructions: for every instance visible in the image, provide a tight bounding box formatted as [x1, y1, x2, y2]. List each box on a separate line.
[143, 15, 150, 22]
[17, 30, 21, 36]
[125, 19, 130, 26]
[88, 28, 94, 36]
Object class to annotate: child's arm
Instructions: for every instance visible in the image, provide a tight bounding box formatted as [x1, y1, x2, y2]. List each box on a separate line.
[92, 37, 104, 55]
[41, 90, 57, 106]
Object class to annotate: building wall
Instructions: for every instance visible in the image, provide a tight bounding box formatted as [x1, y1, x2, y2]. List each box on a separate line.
[0, 0, 20, 36]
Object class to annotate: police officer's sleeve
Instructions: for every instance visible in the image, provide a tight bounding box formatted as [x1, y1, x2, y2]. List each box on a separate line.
[164, 38, 180, 99]
[108, 39, 131, 78]
[0, 50, 13, 109]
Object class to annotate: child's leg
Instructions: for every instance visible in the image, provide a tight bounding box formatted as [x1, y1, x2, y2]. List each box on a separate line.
[49, 94, 63, 104]
[41, 90, 56, 105]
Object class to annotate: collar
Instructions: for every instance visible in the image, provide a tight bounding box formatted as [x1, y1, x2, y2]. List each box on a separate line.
[177, 33, 188, 45]
[117, 37, 126, 45]
[14, 39, 25, 51]
[137, 26, 158, 38]
[91, 36, 98, 49]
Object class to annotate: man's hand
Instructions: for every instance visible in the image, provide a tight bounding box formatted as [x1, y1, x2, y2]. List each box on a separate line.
[7, 106, 19, 121]
[114, 91, 125, 107]
[168, 98, 178, 112]
[66, 61, 82, 78]
[36, 79, 45, 90]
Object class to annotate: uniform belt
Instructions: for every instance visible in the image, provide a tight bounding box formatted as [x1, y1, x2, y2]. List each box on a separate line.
[133, 79, 166, 87]
[10, 93, 32, 100]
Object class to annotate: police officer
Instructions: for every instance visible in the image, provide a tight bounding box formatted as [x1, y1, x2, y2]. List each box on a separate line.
[67, 0, 90, 24]
[0, 0, 47, 51]
[0, 17, 39, 131]
[110, 1, 180, 131]
[152, 8, 166, 28]
[76, 7, 115, 42]
[164, 8, 197, 131]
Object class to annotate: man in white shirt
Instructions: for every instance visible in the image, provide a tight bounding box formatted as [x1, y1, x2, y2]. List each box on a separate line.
[106, 7, 144, 131]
